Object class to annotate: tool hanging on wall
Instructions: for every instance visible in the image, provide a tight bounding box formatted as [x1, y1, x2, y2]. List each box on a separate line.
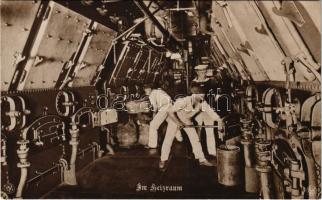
[55, 21, 96, 89]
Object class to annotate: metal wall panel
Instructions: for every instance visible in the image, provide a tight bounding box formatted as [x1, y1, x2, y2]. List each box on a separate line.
[292, 1, 320, 64]
[257, 1, 317, 82]
[212, 2, 268, 81]
[22, 2, 91, 90]
[72, 23, 117, 87]
[1, 1, 42, 91]
[227, 1, 286, 81]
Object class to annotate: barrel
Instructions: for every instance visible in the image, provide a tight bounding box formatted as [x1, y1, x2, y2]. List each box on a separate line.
[138, 123, 149, 146]
[117, 119, 137, 148]
[217, 145, 241, 186]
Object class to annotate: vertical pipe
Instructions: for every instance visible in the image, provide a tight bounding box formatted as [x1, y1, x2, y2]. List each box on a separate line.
[306, 158, 318, 199]
[260, 171, 274, 199]
[242, 141, 252, 167]
[255, 138, 274, 199]
[63, 123, 79, 185]
[15, 140, 30, 198]
[241, 127, 259, 193]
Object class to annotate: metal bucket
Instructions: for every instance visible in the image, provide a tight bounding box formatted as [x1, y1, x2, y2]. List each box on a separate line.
[217, 144, 241, 186]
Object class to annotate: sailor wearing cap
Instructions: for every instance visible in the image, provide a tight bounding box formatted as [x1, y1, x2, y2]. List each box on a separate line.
[192, 64, 210, 88]
[192, 64, 222, 157]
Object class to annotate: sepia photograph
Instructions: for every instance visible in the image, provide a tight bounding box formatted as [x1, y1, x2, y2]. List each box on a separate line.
[0, 0, 321, 199]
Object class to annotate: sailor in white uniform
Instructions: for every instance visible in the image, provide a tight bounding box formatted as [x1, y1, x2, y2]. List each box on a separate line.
[159, 85, 218, 169]
[192, 64, 222, 157]
[143, 83, 182, 149]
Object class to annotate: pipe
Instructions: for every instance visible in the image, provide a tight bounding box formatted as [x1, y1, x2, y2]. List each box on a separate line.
[240, 119, 252, 167]
[16, 168, 28, 198]
[289, 134, 318, 199]
[255, 138, 274, 199]
[260, 171, 274, 199]
[306, 158, 318, 199]
[241, 134, 252, 167]
[15, 140, 30, 198]
[63, 123, 79, 185]
[70, 125, 79, 166]
[244, 144, 252, 167]
[241, 124, 259, 193]
[102, 127, 115, 155]
[26, 164, 60, 184]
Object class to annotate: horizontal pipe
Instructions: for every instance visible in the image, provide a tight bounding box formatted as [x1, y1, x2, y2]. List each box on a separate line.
[184, 123, 240, 128]
[27, 164, 61, 184]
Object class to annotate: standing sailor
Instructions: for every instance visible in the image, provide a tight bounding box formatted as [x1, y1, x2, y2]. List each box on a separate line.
[191, 64, 222, 157]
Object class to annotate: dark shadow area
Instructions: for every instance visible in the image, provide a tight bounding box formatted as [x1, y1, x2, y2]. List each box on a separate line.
[45, 142, 257, 199]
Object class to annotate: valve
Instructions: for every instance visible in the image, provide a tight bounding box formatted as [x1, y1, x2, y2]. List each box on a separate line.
[283, 159, 305, 199]
[255, 138, 272, 173]
[275, 99, 298, 133]
[1, 138, 7, 165]
[240, 118, 251, 131]
[32, 129, 45, 146]
[16, 140, 30, 168]
[35, 135, 44, 146]
[290, 160, 305, 198]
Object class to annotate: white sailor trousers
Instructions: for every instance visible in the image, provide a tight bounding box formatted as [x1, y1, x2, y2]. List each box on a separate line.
[160, 116, 206, 162]
[195, 111, 217, 156]
[148, 109, 182, 148]
[148, 108, 168, 148]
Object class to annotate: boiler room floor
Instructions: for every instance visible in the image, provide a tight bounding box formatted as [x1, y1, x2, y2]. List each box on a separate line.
[44, 141, 257, 199]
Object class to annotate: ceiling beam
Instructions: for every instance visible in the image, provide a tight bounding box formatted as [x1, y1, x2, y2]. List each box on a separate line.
[54, 0, 119, 31]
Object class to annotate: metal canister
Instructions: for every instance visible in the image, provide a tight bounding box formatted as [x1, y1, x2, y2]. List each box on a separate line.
[217, 144, 241, 186]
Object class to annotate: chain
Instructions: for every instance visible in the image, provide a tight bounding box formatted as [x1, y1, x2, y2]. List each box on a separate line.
[315, 163, 321, 198]
[1, 86, 95, 96]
